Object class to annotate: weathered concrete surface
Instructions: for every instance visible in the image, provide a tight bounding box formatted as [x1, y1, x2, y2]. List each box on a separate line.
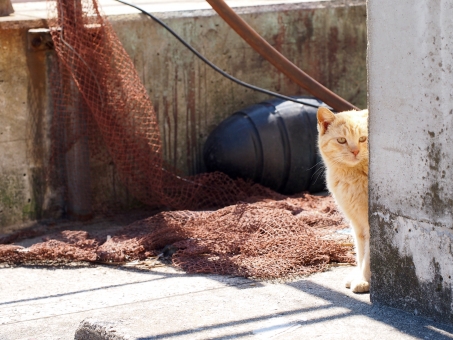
[0, 26, 35, 229]
[112, 2, 367, 175]
[0, 0, 367, 230]
[1, 265, 453, 339]
[368, 0, 453, 324]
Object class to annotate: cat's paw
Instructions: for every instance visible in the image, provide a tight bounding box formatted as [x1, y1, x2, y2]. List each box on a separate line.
[344, 269, 359, 288]
[344, 277, 352, 288]
[350, 279, 370, 293]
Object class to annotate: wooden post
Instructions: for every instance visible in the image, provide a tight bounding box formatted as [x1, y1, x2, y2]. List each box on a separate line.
[0, 0, 14, 17]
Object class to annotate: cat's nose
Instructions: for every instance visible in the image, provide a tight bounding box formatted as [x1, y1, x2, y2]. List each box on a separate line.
[352, 150, 359, 156]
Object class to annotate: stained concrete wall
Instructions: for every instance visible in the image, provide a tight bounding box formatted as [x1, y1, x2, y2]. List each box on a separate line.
[368, 0, 453, 324]
[0, 19, 47, 232]
[0, 0, 367, 230]
[110, 1, 368, 175]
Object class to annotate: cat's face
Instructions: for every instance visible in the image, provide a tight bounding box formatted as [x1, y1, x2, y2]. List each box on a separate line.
[317, 107, 368, 167]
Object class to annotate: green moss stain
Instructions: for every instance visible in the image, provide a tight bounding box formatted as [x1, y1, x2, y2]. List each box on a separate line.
[21, 201, 35, 220]
[0, 172, 34, 229]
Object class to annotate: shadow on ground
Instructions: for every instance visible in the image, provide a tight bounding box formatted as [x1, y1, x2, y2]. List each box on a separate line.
[134, 278, 453, 340]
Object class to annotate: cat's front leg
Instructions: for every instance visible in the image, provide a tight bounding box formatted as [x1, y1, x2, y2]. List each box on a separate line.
[349, 231, 370, 293]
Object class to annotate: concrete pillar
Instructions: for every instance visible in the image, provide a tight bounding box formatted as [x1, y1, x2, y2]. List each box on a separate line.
[368, 0, 453, 323]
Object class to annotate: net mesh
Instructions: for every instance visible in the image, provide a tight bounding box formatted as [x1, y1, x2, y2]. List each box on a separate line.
[0, 195, 353, 279]
[47, 0, 249, 212]
[0, 0, 354, 279]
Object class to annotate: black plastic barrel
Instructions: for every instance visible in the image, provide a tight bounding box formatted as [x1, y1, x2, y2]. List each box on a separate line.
[203, 97, 328, 194]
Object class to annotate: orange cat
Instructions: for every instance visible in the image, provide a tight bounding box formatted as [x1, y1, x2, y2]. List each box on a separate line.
[317, 107, 369, 293]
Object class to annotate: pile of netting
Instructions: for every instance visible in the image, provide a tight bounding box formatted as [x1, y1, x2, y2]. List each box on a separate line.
[0, 0, 354, 279]
[0, 195, 353, 279]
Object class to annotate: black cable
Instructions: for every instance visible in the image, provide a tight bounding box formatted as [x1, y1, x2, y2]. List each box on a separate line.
[113, 0, 323, 109]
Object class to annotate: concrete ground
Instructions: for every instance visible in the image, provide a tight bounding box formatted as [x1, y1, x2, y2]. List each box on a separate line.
[1, 264, 453, 340]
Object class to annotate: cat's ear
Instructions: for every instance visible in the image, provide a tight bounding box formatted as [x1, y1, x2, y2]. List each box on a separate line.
[317, 107, 335, 135]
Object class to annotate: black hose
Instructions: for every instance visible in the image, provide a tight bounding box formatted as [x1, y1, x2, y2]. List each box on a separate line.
[113, 0, 324, 109]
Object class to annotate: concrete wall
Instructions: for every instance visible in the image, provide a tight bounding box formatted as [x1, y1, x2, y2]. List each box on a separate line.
[112, 1, 367, 174]
[0, 0, 367, 230]
[0, 18, 47, 232]
[368, 0, 453, 324]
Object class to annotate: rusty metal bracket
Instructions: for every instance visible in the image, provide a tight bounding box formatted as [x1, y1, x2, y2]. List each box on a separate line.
[28, 28, 54, 52]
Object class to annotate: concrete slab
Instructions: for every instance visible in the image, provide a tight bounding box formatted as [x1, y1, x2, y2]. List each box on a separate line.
[1, 265, 453, 339]
[3, 0, 345, 22]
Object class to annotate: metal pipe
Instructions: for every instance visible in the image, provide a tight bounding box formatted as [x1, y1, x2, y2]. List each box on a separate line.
[205, 0, 360, 112]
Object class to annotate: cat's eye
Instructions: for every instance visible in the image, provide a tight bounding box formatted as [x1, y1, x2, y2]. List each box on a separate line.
[337, 137, 347, 144]
[359, 136, 367, 143]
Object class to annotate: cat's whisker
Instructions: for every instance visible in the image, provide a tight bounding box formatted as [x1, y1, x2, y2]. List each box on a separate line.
[311, 165, 325, 180]
[312, 167, 325, 184]
[307, 160, 323, 171]
[327, 157, 344, 166]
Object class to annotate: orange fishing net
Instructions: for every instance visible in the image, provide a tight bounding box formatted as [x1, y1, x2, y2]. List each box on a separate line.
[0, 0, 354, 278]
[0, 195, 353, 279]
